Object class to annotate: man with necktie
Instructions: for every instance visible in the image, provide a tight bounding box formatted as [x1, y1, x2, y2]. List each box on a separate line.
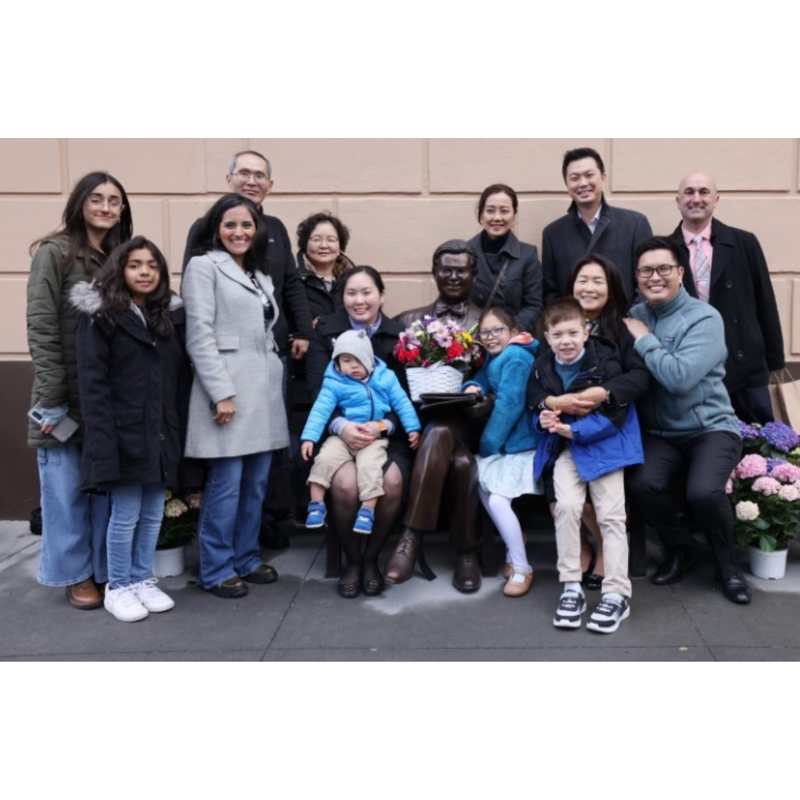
[669, 173, 784, 424]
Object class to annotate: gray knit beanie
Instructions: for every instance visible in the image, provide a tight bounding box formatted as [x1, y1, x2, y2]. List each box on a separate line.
[332, 329, 375, 375]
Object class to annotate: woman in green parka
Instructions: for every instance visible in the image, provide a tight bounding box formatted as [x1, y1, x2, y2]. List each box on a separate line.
[26, 171, 133, 609]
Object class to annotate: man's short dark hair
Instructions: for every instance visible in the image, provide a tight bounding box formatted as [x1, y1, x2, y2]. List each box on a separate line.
[432, 239, 477, 274]
[634, 236, 683, 267]
[562, 147, 606, 181]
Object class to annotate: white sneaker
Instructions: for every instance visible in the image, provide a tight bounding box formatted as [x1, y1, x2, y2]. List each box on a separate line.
[104, 585, 149, 622]
[133, 578, 175, 613]
[553, 590, 586, 629]
[586, 593, 630, 634]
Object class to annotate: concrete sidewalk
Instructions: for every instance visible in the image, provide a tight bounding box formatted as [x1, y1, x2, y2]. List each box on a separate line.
[1, 518, 799, 661]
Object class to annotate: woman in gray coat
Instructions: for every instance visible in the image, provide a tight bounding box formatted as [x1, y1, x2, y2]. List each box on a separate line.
[182, 194, 289, 598]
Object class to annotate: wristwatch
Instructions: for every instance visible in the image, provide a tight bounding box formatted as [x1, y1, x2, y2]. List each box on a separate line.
[378, 421, 389, 439]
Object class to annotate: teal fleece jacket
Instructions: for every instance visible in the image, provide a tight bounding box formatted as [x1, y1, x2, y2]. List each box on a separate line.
[629, 286, 740, 438]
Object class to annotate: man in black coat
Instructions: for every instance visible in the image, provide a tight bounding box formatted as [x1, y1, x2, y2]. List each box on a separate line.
[542, 147, 653, 306]
[670, 172, 785, 424]
[182, 150, 313, 364]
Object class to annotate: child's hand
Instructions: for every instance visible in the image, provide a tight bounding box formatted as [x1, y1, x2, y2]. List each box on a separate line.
[300, 441, 314, 462]
[463, 385, 482, 396]
[539, 409, 560, 430]
[553, 422, 574, 440]
[408, 431, 421, 450]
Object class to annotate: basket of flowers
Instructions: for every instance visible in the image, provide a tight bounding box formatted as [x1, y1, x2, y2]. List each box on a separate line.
[393, 316, 484, 401]
[154, 490, 203, 577]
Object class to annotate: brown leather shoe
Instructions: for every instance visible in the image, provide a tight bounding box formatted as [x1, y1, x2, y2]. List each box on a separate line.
[453, 551, 481, 593]
[385, 529, 421, 584]
[65, 578, 103, 610]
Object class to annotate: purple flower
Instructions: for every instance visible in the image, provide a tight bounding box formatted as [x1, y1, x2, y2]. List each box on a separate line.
[761, 422, 800, 453]
[766, 458, 786, 475]
[738, 420, 761, 440]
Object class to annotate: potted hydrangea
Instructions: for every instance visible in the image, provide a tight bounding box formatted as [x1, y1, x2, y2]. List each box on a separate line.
[729, 421, 800, 579]
[154, 490, 202, 578]
[393, 316, 484, 401]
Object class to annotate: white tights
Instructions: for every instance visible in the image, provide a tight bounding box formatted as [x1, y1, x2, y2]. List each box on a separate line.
[479, 489, 531, 572]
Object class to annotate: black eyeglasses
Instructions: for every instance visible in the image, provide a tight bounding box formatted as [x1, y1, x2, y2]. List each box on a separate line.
[636, 264, 678, 279]
[477, 326, 508, 341]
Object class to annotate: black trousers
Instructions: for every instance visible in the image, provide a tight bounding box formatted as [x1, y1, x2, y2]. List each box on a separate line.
[626, 431, 742, 578]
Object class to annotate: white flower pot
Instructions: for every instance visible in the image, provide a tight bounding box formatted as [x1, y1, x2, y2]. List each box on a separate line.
[153, 545, 186, 578]
[748, 546, 788, 580]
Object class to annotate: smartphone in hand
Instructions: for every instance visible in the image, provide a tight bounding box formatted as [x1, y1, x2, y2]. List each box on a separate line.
[28, 404, 79, 443]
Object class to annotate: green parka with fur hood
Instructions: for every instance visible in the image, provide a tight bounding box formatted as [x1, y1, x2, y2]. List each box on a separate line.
[26, 236, 105, 448]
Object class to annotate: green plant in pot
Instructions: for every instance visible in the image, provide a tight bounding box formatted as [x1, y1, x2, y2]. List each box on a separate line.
[157, 490, 202, 550]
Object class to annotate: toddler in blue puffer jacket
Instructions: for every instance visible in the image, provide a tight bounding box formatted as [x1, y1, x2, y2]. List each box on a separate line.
[300, 329, 421, 535]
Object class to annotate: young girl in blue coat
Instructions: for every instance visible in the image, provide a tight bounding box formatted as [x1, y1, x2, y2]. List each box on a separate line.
[75, 237, 191, 623]
[462, 307, 541, 597]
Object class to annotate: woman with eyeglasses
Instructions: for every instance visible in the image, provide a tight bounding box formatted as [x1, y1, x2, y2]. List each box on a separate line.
[289, 212, 355, 517]
[27, 171, 134, 609]
[468, 183, 543, 334]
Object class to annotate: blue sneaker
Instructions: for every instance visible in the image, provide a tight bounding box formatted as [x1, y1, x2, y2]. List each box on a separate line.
[305, 501, 327, 529]
[353, 506, 375, 535]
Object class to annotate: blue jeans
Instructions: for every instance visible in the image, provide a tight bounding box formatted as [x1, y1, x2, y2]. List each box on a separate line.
[37, 445, 110, 586]
[107, 482, 165, 588]
[198, 452, 273, 589]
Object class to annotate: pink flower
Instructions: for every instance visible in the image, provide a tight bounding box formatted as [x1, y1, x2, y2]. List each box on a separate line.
[735, 454, 768, 479]
[725, 479, 733, 495]
[752, 477, 781, 496]
[770, 462, 800, 483]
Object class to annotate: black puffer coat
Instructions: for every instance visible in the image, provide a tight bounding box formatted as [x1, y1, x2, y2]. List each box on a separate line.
[73, 284, 192, 491]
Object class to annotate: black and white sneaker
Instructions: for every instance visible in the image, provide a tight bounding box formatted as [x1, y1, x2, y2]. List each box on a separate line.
[586, 593, 630, 634]
[553, 590, 586, 629]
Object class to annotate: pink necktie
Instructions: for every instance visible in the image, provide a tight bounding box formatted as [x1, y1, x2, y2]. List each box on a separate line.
[693, 235, 711, 303]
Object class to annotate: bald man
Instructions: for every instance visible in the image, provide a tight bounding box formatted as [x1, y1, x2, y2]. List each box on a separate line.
[669, 173, 784, 424]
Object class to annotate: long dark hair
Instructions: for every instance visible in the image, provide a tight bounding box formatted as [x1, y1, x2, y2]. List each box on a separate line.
[566, 254, 629, 341]
[95, 237, 174, 337]
[192, 193, 269, 274]
[30, 172, 133, 268]
[341, 264, 386, 294]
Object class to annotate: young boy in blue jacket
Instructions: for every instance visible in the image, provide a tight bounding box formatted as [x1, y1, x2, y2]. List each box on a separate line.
[529, 298, 643, 633]
[301, 330, 421, 534]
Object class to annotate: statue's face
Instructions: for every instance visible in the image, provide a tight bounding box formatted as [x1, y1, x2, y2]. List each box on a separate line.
[434, 253, 474, 304]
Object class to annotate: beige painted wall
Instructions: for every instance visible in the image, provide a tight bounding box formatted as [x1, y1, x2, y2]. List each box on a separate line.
[2, 138, 799, 358]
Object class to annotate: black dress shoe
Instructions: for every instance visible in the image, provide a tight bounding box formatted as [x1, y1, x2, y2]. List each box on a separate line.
[209, 577, 249, 599]
[243, 563, 278, 584]
[361, 561, 385, 597]
[720, 573, 752, 605]
[650, 552, 685, 585]
[337, 564, 362, 599]
[453, 551, 481, 593]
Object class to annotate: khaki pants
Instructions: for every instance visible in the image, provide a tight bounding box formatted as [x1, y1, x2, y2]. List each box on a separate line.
[308, 436, 389, 502]
[553, 448, 631, 598]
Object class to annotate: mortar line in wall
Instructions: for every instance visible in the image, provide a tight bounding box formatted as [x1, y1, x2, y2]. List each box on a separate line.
[422, 139, 430, 196]
[59, 138, 70, 197]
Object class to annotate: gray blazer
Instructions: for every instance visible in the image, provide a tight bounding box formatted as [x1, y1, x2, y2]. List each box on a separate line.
[182, 251, 289, 459]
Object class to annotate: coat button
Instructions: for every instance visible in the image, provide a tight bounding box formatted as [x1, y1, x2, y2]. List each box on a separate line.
[159, 433, 165, 441]
[737, 350, 744, 358]
[732, 317, 738, 324]
[726, 281, 733, 288]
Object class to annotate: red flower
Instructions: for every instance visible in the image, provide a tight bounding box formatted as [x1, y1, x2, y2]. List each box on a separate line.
[447, 341, 464, 359]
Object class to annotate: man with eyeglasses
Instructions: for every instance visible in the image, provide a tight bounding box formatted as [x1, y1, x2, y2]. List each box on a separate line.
[624, 237, 750, 605]
[387, 240, 485, 592]
[669, 172, 784, 424]
[183, 150, 314, 546]
[542, 147, 653, 306]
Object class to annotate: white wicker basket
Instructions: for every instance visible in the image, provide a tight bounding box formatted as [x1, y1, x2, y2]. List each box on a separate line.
[406, 364, 464, 402]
